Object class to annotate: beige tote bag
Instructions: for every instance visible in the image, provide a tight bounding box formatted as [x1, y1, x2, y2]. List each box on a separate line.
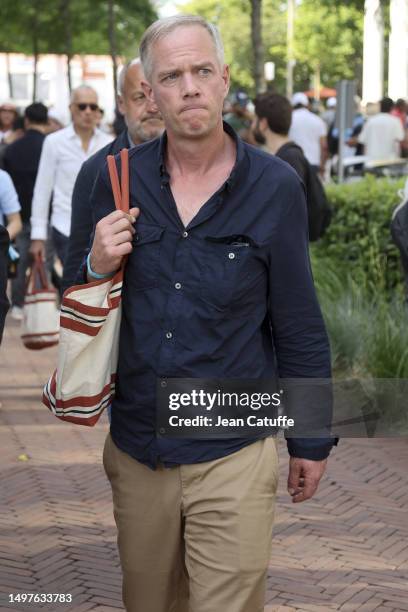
[43, 148, 129, 426]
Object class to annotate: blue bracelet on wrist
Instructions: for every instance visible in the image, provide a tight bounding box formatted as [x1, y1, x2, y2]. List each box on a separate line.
[86, 253, 115, 280]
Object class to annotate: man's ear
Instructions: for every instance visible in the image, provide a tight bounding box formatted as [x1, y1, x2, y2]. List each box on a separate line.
[117, 94, 125, 116]
[222, 64, 230, 97]
[258, 117, 268, 132]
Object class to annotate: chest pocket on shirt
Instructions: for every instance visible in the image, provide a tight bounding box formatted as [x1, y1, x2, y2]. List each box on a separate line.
[127, 223, 165, 291]
[199, 235, 265, 313]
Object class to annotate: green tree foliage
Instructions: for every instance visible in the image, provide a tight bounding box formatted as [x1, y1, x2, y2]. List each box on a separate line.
[181, 0, 252, 90]
[181, 0, 287, 92]
[181, 0, 364, 96]
[293, 0, 364, 91]
[0, 0, 156, 59]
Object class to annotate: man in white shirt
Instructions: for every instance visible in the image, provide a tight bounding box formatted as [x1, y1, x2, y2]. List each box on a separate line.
[289, 92, 328, 176]
[30, 85, 112, 265]
[358, 97, 405, 162]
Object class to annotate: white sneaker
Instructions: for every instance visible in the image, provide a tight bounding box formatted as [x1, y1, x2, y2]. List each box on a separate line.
[10, 306, 23, 321]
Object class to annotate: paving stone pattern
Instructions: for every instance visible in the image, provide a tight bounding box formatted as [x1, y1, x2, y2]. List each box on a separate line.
[1, 318, 407, 611]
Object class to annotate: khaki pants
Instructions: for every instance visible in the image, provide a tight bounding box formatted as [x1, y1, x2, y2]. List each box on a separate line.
[103, 434, 279, 612]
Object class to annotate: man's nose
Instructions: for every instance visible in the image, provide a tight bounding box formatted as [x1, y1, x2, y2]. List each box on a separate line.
[180, 73, 200, 97]
[145, 98, 160, 115]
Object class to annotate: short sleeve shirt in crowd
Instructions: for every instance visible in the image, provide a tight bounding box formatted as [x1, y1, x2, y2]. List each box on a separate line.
[289, 108, 327, 167]
[358, 113, 405, 162]
[0, 169, 21, 226]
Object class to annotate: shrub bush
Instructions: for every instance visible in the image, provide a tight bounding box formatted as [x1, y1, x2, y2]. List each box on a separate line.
[313, 255, 408, 379]
[311, 257, 408, 427]
[313, 175, 406, 294]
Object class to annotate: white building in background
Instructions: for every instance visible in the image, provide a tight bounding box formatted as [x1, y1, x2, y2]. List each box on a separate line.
[362, 0, 408, 104]
[388, 0, 408, 101]
[0, 53, 120, 124]
[362, 0, 384, 103]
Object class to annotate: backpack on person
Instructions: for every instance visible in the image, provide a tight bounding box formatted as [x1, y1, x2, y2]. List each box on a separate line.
[304, 161, 332, 241]
[279, 141, 332, 241]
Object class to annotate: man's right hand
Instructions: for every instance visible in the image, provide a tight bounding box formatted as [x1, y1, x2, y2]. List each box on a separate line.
[89, 207, 140, 276]
[29, 240, 46, 261]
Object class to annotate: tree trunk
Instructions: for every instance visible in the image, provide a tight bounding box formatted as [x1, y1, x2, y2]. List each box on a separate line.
[32, 36, 39, 102]
[61, 0, 73, 94]
[286, 0, 295, 99]
[6, 54, 14, 99]
[108, 0, 118, 108]
[250, 0, 265, 94]
[32, 4, 39, 102]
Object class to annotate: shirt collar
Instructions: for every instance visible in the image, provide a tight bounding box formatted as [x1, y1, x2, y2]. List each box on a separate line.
[158, 121, 246, 192]
[66, 123, 77, 139]
[67, 123, 99, 140]
[127, 131, 136, 148]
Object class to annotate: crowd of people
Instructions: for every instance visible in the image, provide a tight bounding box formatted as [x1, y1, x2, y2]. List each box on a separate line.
[0, 76, 407, 328]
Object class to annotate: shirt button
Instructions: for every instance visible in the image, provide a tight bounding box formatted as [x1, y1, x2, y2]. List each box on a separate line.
[175, 282, 182, 290]
[182, 231, 188, 238]
[161, 380, 167, 388]
[166, 331, 173, 339]
[159, 427, 166, 434]
[228, 252, 236, 259]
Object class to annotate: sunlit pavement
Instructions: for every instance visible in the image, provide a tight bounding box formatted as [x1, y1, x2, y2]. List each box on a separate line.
[1, 315, 407, 611]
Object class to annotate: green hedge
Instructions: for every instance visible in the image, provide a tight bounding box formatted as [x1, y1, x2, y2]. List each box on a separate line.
[312, 175, 406, 294]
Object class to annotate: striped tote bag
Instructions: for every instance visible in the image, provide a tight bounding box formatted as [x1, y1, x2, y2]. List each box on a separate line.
[42, 148, 129, 426]
[21, 256, 60, 350]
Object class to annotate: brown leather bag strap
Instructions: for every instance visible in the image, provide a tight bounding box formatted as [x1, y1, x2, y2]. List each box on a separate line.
[120, 148, 129, 213]
[26, 255, 50, 292]
[107, 148, 129, 214]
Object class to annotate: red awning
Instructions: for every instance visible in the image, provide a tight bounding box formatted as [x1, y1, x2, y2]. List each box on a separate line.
[304, 87, 337, 99]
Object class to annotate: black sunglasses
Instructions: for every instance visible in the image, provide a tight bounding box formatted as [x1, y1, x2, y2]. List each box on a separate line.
[76, 103, 99, 111]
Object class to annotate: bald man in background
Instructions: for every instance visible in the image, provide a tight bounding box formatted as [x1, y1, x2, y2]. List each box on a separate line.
[62, 59, 164, 292]
[30, 85, 112, 269]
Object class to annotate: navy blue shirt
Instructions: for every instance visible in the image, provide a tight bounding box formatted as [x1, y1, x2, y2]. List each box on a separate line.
[87, 123, 336, 468]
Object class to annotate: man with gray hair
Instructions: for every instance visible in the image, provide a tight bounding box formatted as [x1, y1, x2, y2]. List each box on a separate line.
[62, 59, 164, 291]
[84, 15, 336, 611]
[30, 85, 112, 269]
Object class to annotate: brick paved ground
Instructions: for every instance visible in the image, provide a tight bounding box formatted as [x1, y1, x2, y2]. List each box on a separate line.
[1, 316, 407, 612]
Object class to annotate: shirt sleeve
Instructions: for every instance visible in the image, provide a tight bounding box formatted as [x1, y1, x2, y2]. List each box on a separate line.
[319, 119, 328, 138]
[267, 174, 337, 460]
[0, 171, 21, 217]
[62, 160, 98, 293]
[358, 122, 367, 145]
[30, 135, 57, 240]
[74, 162, 115, 285]
[394, 118, 405, 142]
[0, 225, 10, 344]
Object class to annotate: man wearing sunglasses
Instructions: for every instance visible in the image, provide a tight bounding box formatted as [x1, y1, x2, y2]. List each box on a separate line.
[30, 85, 112, 271]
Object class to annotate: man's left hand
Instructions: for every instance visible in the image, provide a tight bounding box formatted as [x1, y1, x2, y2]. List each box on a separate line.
[287, 457, 327, 503]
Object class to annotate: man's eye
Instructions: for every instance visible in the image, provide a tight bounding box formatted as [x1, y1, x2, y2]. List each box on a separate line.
[199, 68, 211, 76]
[163, 73, 177, 82]
[133, 94, 145, 101]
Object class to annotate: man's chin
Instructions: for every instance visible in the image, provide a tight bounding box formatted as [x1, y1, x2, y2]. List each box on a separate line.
[132, 126, 163, 143]
[181, 120, 215, 139]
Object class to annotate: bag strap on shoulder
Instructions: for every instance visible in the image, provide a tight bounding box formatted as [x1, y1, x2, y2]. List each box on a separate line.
[107, 148, 129, 214]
